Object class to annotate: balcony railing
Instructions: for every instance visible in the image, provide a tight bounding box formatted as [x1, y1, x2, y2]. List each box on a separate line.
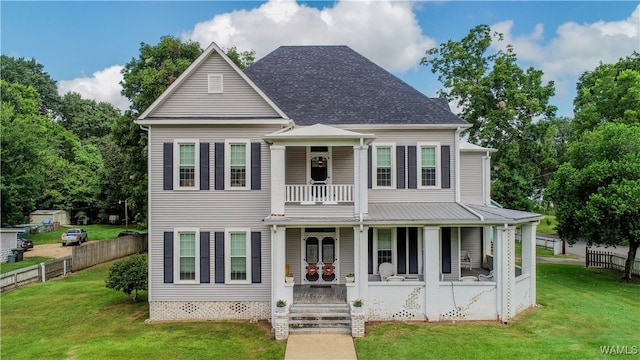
[286, 184, 353, 204]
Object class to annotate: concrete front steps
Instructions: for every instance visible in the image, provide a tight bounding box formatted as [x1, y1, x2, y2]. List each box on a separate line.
[289, 303, 351, 334]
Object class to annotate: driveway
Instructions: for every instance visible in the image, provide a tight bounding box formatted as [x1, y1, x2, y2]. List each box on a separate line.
[23, 243, 72, 259]
[538, 233, 638, 259]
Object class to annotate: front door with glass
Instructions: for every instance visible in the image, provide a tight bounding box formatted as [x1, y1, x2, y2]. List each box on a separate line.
[303, 231, 338, 283]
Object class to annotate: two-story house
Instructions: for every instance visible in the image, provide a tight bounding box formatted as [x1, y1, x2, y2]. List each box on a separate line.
[137, 42, 540, 339]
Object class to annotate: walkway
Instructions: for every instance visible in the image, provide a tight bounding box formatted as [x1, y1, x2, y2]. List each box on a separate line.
[285, 334, 357, 360]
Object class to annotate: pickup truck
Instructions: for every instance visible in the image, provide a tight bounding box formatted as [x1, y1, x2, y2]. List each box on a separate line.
[61, 228, 88, 246]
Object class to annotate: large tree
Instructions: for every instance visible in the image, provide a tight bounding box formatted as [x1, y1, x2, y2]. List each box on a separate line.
[0, 55, 60, 115]
[117, 37, 255, 223]
[421, 25, 557, 210]
[572, 52, 640, 136]
[548, 123, 639, 281]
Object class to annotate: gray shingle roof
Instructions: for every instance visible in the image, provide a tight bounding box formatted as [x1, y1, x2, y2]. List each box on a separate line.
[244, 46, 468, 126]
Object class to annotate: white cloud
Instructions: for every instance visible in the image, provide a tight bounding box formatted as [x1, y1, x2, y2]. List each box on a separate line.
[182, 0, 434, 72]
[490, 4, 640, 113]
[58, 65, 130, 112]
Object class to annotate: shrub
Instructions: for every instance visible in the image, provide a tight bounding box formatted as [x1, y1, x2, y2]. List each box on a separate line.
[105, 253, 148, 301]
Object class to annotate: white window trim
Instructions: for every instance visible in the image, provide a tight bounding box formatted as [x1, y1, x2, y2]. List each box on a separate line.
[225, 139, 251, 190]
[174, 139, 200, 190]
[373, 228, 396, 274]
[173, 227, 200, 284]
[372, 143, 396, 189]
[208, 74, 223, 93]
[225, 228, 252, 284]
[417, 142, 441, 189]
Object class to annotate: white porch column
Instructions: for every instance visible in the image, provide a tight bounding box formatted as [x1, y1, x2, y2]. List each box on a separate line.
[270, 145, 286, 216]
[521, 222, 537, 306]
[423, 226, 441, 321]
[495, 225, 516, 323]
[354, 144, 369, 215]
[350, 226, 369, 304]
[271, 226, 289, 325]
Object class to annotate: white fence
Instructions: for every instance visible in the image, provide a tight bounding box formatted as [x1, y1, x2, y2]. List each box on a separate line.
[1, 235, 146, 293]
[286, 184, 353, 204]
[536, 235, 563, 255]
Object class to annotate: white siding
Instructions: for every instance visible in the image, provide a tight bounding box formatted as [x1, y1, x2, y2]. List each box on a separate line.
[332, 147, 354, 184]
[149, 125, 278, 301]
[285, 204, 354, 217]
[363, 129, 457, 203]
[151, 52, 280, 118]
[286, 228, 302, 282]
[460, 152, 484, 205]
[339, 227, 355, 279]
[285, 147, 306, 184]
[442, 228, 460, 281]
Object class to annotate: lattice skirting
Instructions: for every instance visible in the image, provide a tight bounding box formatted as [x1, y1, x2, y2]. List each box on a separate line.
[150, 301, 271, 321]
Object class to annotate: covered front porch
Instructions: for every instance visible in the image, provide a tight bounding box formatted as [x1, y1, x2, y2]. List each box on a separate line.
[269, 217, 539, 330]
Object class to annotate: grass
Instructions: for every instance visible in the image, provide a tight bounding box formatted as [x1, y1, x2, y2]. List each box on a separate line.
[24, 224, 147, 245]
[356, 264, 640, 359]
[2, 261, 638, 359]
[0, 260, 285, 360]
[0, 256, 53, 274]
[537, 214, 558, 235]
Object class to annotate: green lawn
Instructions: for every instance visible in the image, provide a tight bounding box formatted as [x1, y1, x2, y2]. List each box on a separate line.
[537, 214, 558, 235]
[0, 260, 285, 359]
[0, 256, 53, 274]
[24, 224, 147, 245]
[2, 261, 638, 359]
[356, 264, 640, 359]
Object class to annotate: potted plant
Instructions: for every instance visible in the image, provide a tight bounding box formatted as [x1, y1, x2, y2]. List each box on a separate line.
[351, 299, 364, 314]
[276, 299, 287, 312]
[285, 272, 294, 283]
[345, 273, 355, 283]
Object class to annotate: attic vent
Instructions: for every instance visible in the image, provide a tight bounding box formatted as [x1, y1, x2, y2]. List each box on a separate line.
[208, 74, 223, 93]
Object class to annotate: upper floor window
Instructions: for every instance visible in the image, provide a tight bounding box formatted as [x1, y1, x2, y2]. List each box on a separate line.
[373, 143, 395, 188]
[174, 228, 200, 283]
[418, 143, 440, 188]
[225, 228, 251, 284]
[174, 139, 200, 190]
[225, 140, 251, 190]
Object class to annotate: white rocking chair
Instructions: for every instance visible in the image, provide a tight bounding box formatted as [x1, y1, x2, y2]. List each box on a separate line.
[460, 251, 472, 270]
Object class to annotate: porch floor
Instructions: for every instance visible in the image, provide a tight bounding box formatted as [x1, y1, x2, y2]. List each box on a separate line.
[293, 284, 347, 304]
[461, 268, 492, 277]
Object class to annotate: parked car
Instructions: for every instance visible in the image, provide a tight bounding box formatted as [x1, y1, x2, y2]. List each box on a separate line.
[18, 237, 33, 250]
[61, 228, 88, 246]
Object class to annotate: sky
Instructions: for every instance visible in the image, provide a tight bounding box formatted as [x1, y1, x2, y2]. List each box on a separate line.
[2, 1, 639, 117]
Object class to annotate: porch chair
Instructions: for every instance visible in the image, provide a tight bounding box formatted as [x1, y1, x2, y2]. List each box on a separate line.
[379, 262, 404, 282]
[478, 270, 494, 281]
[460, 251, 472, 270]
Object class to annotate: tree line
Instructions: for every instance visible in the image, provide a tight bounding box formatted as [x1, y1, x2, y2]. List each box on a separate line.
[1, 28, 638, 279]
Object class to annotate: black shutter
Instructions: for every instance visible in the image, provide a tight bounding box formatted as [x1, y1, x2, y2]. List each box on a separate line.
[163, 143, 173, 190]
[367, 146, 372, 189]
[396, 146, 405, 189]
[251, 232, 261, 283]
[441, 145, 451, 189]
[368, 228, 374, 274]
[214, 143, 224, 190]
[251, 143, 261, 190]
[200, 232, 210, 283]
[214, 232, 224, 283]
[397, 227, 406, 274]
[442, 227, 451, 273]
[200, 143, 210, 190]
[408, 146, 417, 189]
[163, 232, 173, 283]
[408, 227, 418, 274]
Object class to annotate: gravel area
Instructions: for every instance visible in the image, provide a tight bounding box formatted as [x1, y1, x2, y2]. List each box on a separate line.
[23, 243, 73, 259]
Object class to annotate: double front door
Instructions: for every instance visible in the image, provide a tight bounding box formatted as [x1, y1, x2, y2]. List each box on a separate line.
[303, 231, 338, 283]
